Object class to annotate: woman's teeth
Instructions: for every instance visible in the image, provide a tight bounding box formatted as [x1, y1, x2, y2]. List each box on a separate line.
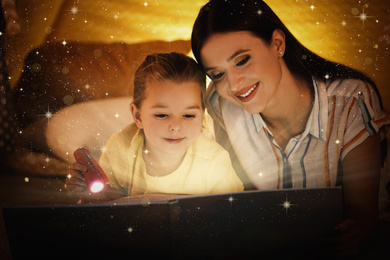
[239, 83, 258, 98]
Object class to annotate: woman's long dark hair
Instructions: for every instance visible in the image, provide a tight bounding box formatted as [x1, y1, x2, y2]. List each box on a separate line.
[191, 0, 387, 164]
[191, 0, 383, 109]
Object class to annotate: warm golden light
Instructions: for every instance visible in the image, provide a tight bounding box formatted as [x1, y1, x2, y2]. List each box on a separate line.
[6, 0, 390, 114]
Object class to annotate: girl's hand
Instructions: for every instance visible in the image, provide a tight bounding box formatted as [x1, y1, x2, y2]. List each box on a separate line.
[66, 161, 113, 203]
[65, 162, 88, 193]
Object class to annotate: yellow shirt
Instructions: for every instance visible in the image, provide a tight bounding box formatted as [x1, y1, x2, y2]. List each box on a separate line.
[99, 123, 244, 196]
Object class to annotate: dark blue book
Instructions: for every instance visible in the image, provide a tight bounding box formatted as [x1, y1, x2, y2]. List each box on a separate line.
[3, 187, 342, 259]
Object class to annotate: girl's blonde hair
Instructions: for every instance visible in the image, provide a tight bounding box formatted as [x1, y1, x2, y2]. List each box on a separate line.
[133, 52, 206, 109]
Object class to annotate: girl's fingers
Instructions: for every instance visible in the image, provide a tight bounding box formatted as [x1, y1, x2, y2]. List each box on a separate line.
[70, 162, 88, 172]
[65, 163, 88, 192]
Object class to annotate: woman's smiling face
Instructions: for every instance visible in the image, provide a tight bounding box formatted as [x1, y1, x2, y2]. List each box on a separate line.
[200, 31, 284, 115]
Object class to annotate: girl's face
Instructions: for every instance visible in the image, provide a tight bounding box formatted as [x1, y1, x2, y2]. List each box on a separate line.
[132, 79, 204, 156]
[200, 31, 284, 115]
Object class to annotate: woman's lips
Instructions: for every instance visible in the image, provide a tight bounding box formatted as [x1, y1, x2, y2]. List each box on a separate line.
[234, 82, 259, 102]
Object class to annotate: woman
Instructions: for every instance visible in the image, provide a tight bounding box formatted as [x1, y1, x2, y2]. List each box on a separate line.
[191, 0, 390, 257]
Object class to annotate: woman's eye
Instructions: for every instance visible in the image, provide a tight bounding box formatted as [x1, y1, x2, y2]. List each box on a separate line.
[155, 114, 168, 119]
[183, 114, 196, 119]
[211, 71, 224, 81]
[236, 55, 250, 66]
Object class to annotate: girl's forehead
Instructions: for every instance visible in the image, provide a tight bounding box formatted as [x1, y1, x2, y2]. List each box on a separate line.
[144, 80, 202, 101]
[146, 79, 201, 91]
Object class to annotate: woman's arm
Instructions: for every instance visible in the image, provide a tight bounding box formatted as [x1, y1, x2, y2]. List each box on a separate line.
[343, 133, 380, 225]
[323, 133, 381, 257]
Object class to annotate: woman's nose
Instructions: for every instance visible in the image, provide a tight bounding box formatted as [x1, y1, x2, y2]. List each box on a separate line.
[227, 69, 245, 92]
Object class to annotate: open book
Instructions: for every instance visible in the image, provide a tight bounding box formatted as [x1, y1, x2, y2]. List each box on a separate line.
[3, 187, 342, 258]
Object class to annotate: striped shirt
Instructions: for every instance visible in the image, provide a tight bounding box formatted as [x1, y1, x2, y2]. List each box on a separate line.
[207, 78, 390, 190]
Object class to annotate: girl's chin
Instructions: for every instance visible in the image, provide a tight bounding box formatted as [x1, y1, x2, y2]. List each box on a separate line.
[160, 144, 188, 155]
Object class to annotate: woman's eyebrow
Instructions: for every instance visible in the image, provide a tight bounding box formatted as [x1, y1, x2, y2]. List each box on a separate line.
[205, 49, 250, 72]
[226, 49, 250, 62]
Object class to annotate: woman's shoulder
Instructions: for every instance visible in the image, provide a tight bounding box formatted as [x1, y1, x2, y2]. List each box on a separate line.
[322, 78, 377, 99]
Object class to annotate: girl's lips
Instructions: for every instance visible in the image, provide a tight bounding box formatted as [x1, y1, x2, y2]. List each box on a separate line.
[164, 137, 185, 144]
[234, 82, 259, 102]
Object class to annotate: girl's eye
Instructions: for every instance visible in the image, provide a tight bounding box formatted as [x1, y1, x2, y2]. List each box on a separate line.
[236, 55, 250, 66]
[155, 114, 168, 119]
[183, 114, 196, 119]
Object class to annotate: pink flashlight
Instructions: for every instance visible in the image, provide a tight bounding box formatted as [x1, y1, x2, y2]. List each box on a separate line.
[74, 148, 109, 193]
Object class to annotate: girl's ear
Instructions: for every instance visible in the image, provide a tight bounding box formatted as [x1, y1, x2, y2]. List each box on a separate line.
[130, 103, 143, 129]
[272, 29, 286, 57]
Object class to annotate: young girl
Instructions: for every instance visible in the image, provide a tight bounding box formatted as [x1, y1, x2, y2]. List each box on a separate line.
[65, 52, 243, 200]
[191, 0, 389, 257]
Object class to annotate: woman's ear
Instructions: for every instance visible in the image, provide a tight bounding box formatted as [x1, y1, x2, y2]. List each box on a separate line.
[272, 29, 286, 57]
[130, 103, 143, 129]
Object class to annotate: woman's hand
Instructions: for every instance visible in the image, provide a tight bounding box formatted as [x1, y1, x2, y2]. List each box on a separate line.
[319, 217, 378, 258]
[333, 218, 361, 256]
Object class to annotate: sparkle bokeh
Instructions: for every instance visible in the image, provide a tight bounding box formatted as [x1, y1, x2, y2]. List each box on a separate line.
[1, 1, 389, 257]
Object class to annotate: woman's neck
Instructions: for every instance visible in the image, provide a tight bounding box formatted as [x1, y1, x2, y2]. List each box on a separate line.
[142, 145, 186, 177]
[261, 74, 314, 150]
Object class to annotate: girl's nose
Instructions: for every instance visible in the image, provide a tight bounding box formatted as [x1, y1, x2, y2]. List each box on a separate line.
[170, 126, 181, 132]
[169, 119, 182, 132]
